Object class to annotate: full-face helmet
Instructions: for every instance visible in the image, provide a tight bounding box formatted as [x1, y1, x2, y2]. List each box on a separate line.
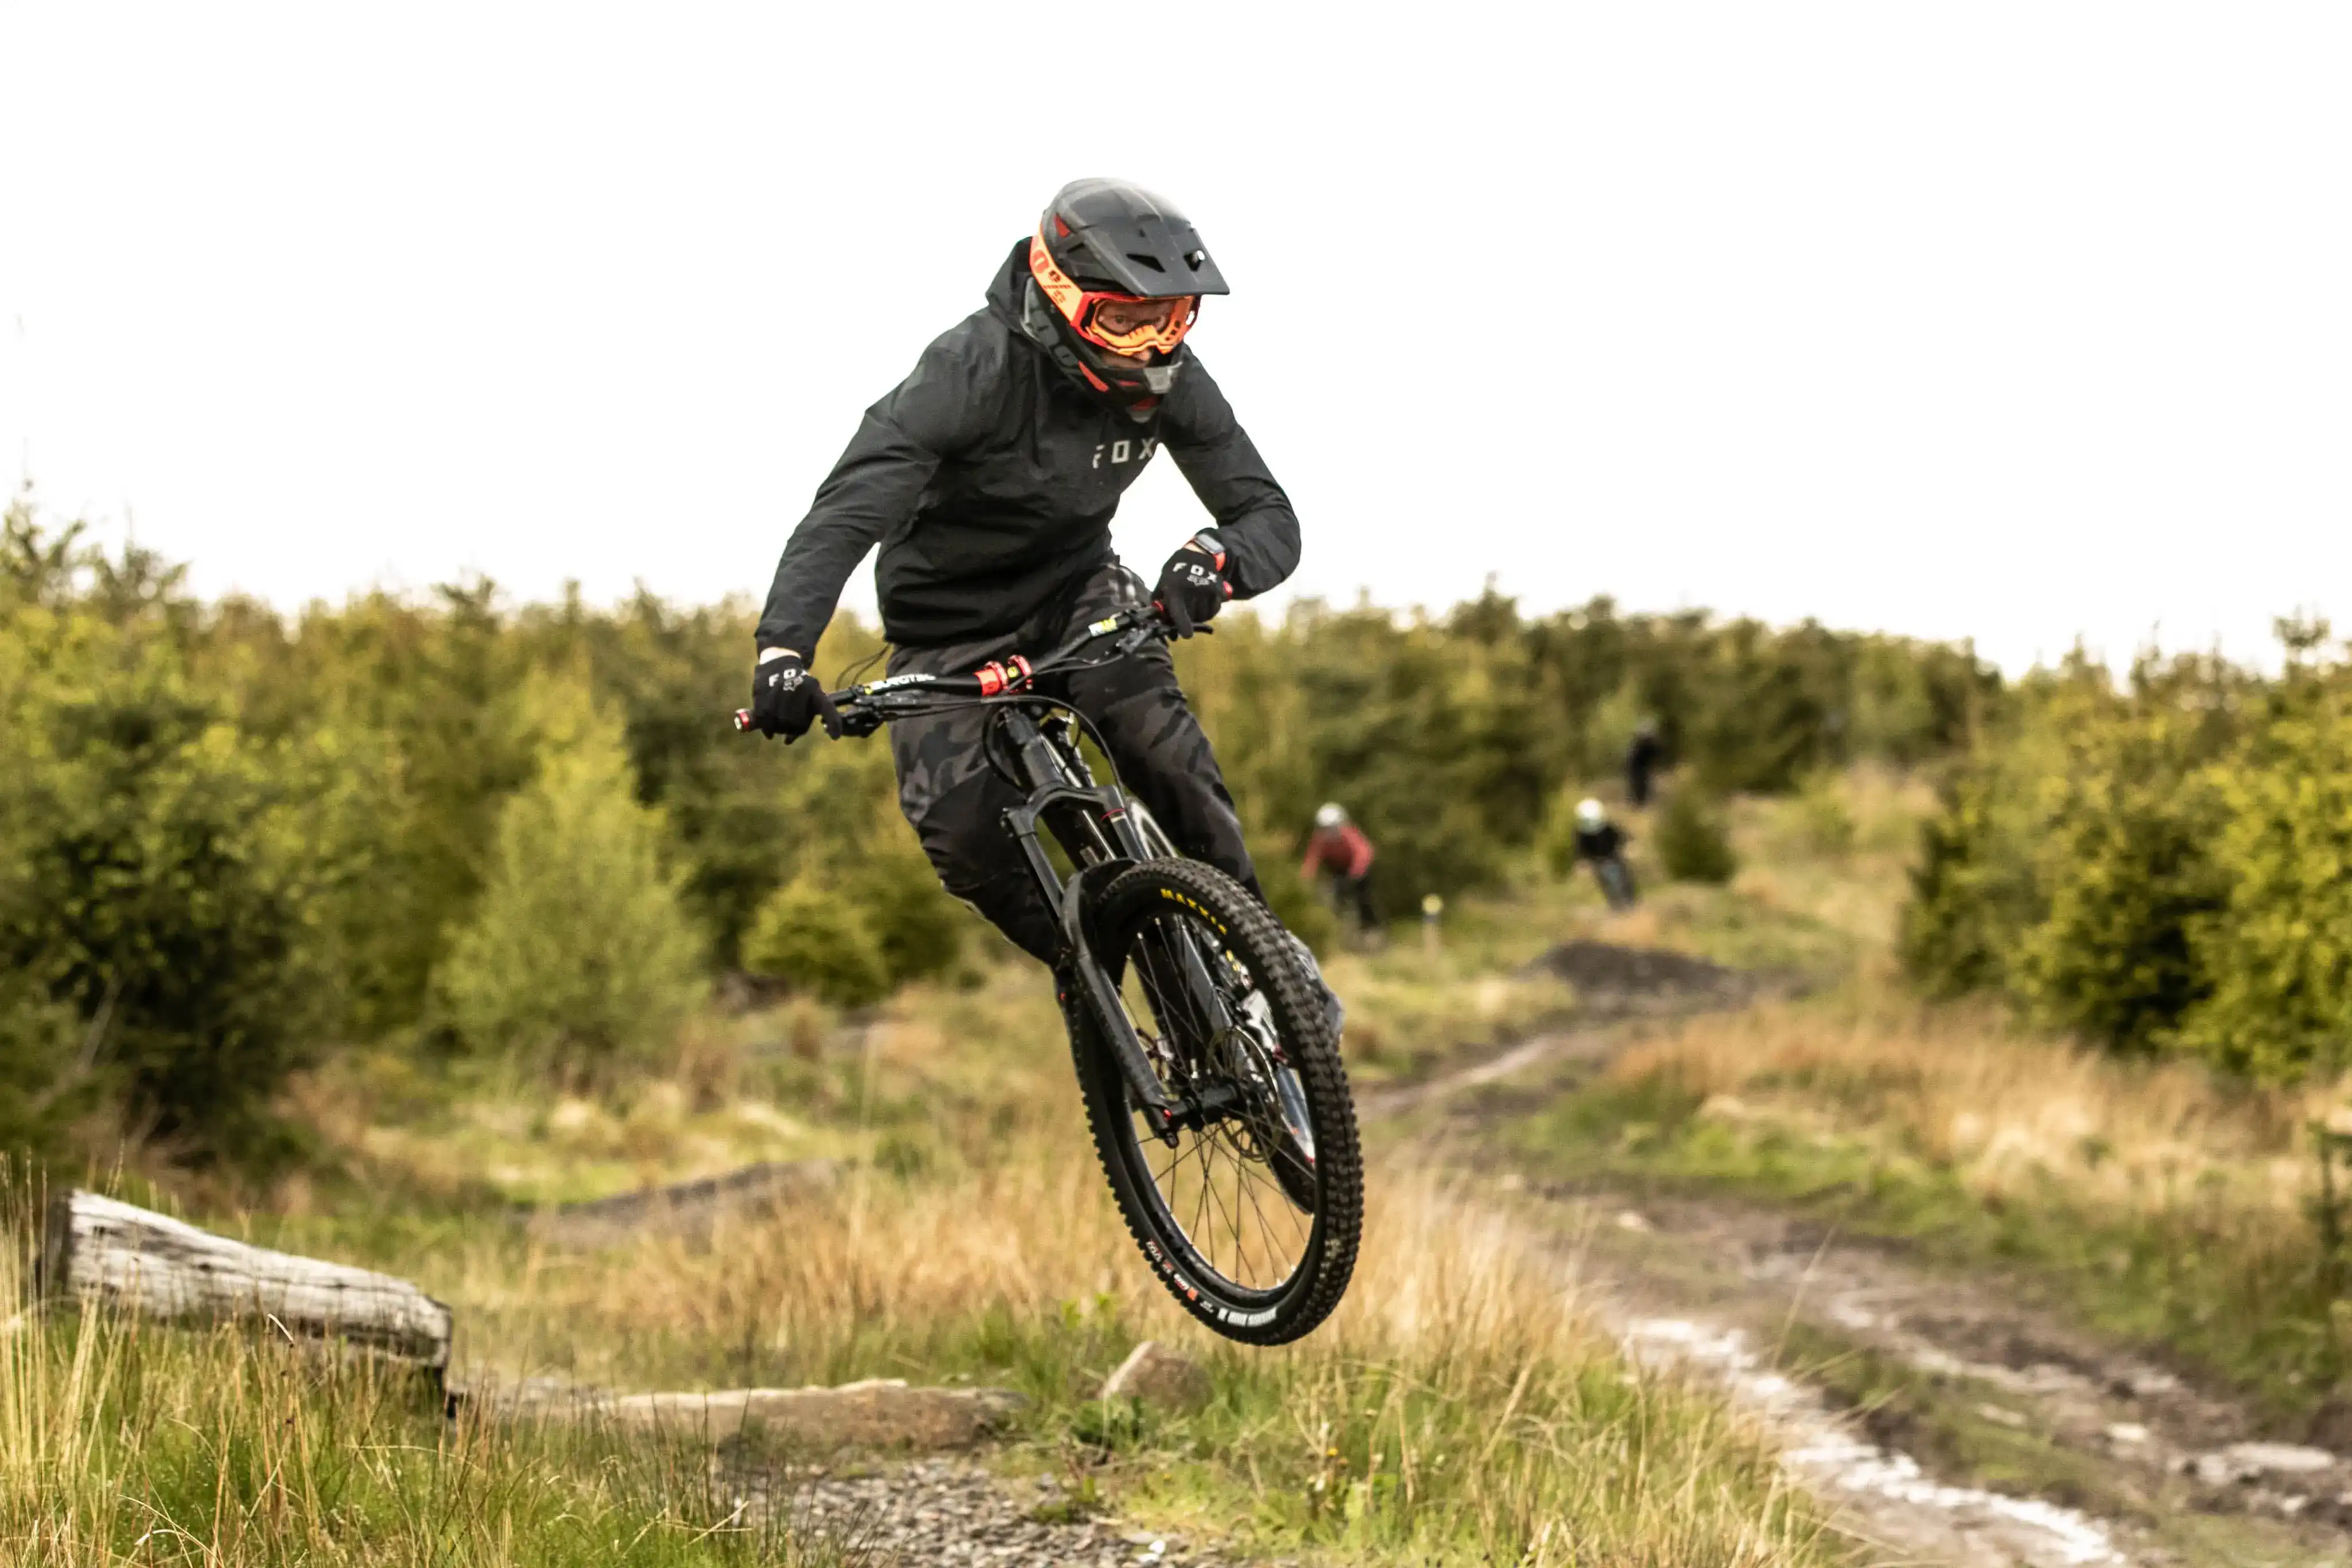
[1023, 178, 1229, 419]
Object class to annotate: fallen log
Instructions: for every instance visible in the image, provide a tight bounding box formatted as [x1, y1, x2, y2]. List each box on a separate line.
[489, 1377, 1029, 1449]
[40, 1190, 453, 1373]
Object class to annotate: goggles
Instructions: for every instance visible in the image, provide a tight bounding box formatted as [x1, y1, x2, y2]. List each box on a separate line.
[1029, 229, 1200, 358]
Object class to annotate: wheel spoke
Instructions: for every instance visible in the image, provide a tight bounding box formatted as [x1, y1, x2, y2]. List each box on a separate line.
[1083, 863, 1361, 1343]
[1105, 903, 1326, 1299]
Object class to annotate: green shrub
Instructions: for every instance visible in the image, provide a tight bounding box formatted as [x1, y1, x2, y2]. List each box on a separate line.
[742, 875, 891, 1008]
[2174, 695, 2352, 1081]
[434, 681, 707, 1073]
[724, 733, 964, 992]
[0, 490, 2012, 1139]
[2006, 705, 2225, 1054]
[0, 978, 88, 1164]
[1896, 650, 2292, 1066]
[849, 830, 969, 987]
[1900, 771, 2028, 999]
[0, 601, 355, 1162]
[1655, 789, 1738, 884]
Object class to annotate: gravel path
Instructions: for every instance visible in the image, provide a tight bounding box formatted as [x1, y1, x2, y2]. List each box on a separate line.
[785, 1459, 1260, 1568]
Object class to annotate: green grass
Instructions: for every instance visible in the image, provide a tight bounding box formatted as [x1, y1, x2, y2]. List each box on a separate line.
[2, 1311, 841, 1566]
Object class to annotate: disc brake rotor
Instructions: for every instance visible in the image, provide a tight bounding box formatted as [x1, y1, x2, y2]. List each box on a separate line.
[1233, 991, 1316, 1169]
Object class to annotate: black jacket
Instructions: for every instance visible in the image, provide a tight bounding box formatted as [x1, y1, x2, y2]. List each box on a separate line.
[1574, 824, 1628, 860]
[757, 241, 1301, 654]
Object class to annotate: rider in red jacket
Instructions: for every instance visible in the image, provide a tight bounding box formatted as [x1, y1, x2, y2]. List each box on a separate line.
[1300, 803, 1378, 931]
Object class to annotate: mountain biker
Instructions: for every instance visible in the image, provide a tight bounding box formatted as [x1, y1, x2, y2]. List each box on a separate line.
[1626, 719, 1665, 808]
[1573, 797, 1640, 910]
[1300, 803, 1378, 932]
[747, 178, 1296, 975]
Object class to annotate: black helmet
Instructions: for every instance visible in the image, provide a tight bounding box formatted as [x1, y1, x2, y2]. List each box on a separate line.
[1021, 178, 1228, 419]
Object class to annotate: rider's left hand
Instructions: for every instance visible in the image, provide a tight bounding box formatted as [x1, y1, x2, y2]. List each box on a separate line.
[1154, 532, 1232, 638]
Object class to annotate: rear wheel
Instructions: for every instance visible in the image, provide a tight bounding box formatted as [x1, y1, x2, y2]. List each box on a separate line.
[1068, 859, 1362, 1343]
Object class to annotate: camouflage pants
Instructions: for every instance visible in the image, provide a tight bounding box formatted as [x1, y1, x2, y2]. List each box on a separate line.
[887, 566, 1259, 965]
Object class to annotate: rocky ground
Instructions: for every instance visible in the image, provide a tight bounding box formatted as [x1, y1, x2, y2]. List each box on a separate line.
[779, 1460, 1263, 1568]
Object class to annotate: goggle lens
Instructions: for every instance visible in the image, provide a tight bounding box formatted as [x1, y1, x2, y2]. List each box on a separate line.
[1081, 293, 1198, 356]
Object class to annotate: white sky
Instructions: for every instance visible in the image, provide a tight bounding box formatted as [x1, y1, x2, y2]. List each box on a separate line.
[2, 4, 2345, 673]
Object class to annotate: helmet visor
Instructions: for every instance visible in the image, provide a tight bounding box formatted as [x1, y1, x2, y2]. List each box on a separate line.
[1081, 293, 1198, 356]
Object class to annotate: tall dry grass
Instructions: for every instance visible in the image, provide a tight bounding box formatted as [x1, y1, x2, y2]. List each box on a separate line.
[416, 1139, 1839, 1566]
[1614, 989, 2323, 1221]
[5, 1151, 1841, 1566]
[1593, 986, 2352, 1412]
[0, 1175, 843, 1567]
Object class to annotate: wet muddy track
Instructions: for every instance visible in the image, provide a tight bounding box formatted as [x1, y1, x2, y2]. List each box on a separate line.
[1371, 942, 2352, 1566]
[1567, 1190, 2352, 1566]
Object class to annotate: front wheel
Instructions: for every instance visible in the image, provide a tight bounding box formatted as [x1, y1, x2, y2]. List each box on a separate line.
[1069, 859, 1363, 1343]
[1597, 856, 1639, 911]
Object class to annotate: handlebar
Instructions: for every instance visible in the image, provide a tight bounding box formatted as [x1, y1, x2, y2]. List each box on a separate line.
[732, 602, 1171, 735]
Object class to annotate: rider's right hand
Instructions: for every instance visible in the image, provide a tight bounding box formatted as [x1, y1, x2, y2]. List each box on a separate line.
[748, 649, 842, 743]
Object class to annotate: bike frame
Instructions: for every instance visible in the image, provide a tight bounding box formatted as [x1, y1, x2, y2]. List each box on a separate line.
[737, 606, 1241, 1134]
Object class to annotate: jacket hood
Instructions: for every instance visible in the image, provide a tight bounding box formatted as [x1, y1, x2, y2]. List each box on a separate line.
[985, 239, 1079, 379]
[983, 238, 1033, 329]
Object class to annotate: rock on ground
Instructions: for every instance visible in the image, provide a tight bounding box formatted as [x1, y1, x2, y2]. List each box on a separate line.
[1099, 1342, 1212, 1414]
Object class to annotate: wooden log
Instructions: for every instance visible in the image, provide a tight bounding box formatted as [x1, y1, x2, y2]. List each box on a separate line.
[39, 1190, 453, 1372]
[498, 1378, 1030, 1450]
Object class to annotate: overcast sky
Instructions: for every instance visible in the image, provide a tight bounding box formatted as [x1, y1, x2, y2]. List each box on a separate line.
[2, 4, 2345, 673]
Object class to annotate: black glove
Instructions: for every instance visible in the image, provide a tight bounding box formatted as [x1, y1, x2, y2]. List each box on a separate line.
[748, 650, 841, 743]
[1154, 533, 1232, 638]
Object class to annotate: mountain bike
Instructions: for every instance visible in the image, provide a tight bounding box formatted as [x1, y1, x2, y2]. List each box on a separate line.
[1593, 853, 1639, 912]
[736, 604, 1362, 1344]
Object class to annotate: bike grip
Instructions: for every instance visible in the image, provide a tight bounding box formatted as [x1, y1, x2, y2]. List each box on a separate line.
[732, 708, 755, 733]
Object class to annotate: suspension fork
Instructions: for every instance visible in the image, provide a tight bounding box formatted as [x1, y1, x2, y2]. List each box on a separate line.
[992, 708, 1177, 1117]
[993, 705, 1240, 1121]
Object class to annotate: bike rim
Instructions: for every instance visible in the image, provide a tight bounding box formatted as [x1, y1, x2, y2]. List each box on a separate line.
[1114, 911, 1318, 1299]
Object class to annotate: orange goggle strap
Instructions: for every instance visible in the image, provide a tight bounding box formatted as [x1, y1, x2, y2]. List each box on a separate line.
[1028, 229, 1198, 357]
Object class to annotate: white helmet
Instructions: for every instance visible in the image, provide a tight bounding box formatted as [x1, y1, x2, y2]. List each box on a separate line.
[1575, 797, 1608, 830]
[1314, 802, 1348, 829]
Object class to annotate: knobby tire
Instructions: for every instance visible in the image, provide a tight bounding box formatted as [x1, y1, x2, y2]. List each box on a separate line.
[1068, 859, 1363, 1344]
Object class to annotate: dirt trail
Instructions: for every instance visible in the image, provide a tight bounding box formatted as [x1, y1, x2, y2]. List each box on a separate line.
[1382, 941, 2352, 1567]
